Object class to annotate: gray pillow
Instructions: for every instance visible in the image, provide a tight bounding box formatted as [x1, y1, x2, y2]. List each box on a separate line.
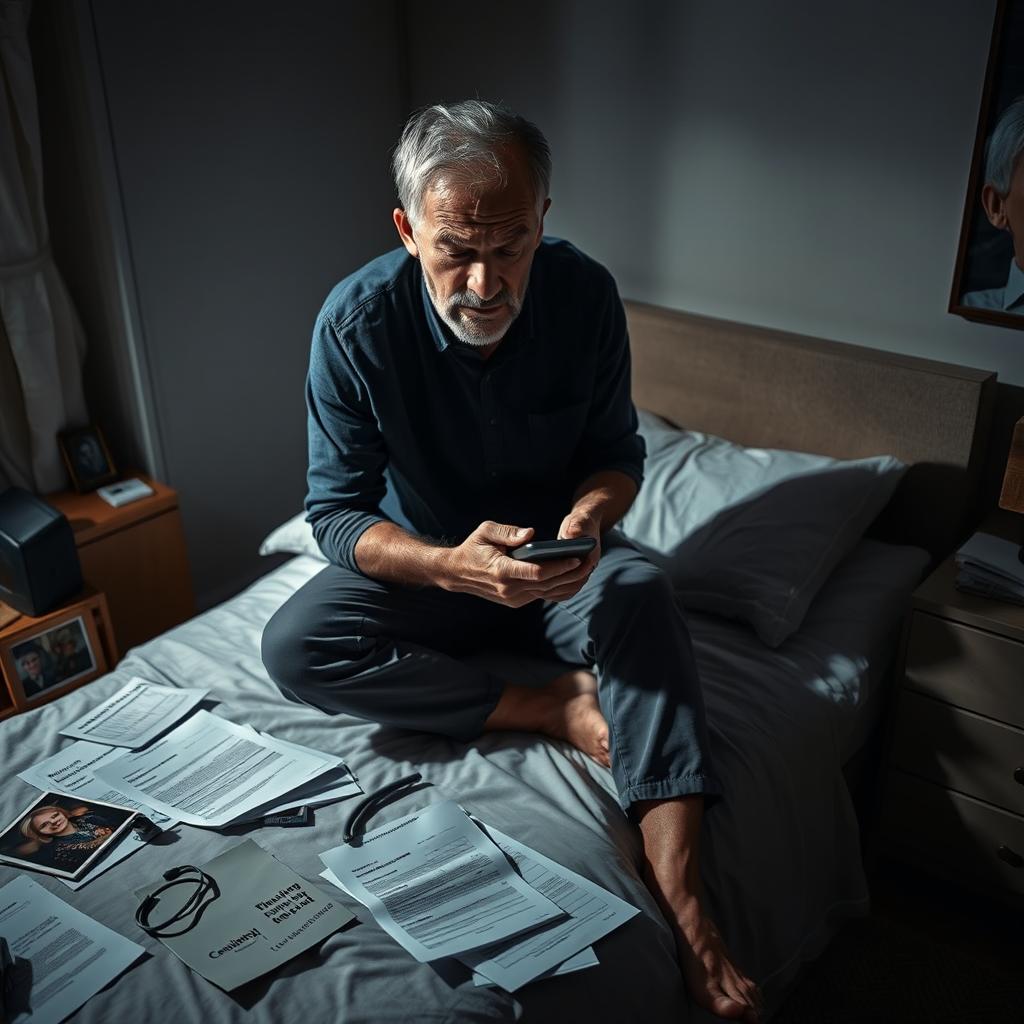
[619, 411, 907, 646]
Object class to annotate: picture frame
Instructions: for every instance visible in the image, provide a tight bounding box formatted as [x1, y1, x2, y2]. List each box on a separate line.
[949, 0, 1024, 328]
[0, 791, 137, 880]
[57, 423, 118, 493]
[1, 597, 109, 708]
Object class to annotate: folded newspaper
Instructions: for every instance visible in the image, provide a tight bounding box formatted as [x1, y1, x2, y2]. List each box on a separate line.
[955, 531, 1024, 605]
[318, 799, 638, 991]
[93, 710, 360, 827]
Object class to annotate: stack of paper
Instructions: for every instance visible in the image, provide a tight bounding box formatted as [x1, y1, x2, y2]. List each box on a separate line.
[319, 799, 638, 992]
[955, 531, 1024, 605]
[93, 710, 360, 827]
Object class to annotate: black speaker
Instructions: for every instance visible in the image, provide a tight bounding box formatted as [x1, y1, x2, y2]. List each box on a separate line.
[0, 487, 83, 617]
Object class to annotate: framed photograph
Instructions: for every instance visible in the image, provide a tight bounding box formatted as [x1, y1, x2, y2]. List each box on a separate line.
[57, 423, 118, 492]
[2, 610, 106, 704]
[0, 791, 137, 879]
[950, 0, 1024, 328]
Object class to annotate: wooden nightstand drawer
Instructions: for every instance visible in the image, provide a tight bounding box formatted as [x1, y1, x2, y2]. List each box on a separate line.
[879, 770, 1024, 897]
[889, 689, 1024, 814]
[905, 611, 1024, 726]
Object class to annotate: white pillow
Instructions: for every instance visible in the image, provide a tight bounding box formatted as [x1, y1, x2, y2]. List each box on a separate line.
[619, 411, 907, 646]
[258, 512, 325, 560]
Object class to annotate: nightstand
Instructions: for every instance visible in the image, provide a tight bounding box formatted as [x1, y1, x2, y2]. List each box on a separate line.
[877, 522, 1024, 900]
[45, 477, 196, 654]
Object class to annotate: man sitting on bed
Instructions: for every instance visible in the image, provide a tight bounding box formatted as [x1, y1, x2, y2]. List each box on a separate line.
[262, 99, 761, 1023]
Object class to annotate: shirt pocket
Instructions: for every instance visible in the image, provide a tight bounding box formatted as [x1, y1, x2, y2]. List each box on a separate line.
[527, 401, 590, 476]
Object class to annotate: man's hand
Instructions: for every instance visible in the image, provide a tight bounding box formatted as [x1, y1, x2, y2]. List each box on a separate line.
[438, 521, 590, 607]
[549, 509, 602, 602]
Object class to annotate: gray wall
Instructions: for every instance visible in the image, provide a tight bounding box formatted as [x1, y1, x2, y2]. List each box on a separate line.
[406, 0, 1022, 389]
[35, 0, 1024, 608]
[41, 1, 406, 608]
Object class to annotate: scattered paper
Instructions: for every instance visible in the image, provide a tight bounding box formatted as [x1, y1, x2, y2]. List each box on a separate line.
[93, 710, 334, 827]
[459, 822, 639, 991]
[472, 945, 598, 986]
[0, 874, 144, 1024]
[318, 799, 564, 962]
[234, 727, 361, 818]
[321, 816, 637, 992]
[60, 678, 208, 749]
[134, 839, 353, 991]
[17, 740, 175, 889]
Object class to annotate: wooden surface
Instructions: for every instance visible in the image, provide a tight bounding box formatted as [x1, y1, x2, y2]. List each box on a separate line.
[879, 534, 1024, 899]
[45, 476, 195, 653]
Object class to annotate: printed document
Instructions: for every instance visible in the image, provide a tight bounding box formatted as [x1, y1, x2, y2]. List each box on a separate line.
[0, 875, 144, 1024]
[235, 727, 361, 817]
[17, 740, 174, 889]
[458, 822, 639, 990]
[93, 710, 332, 826]
[318, 799, 564, 962]
[60, 678, 208, 748]
[134, 839, 353, 991]
[472, 945, 598, 986]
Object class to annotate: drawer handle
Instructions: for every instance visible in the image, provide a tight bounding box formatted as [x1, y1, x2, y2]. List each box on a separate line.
[997, 845, 1023, 869]
[1015, 767, 1024, 786]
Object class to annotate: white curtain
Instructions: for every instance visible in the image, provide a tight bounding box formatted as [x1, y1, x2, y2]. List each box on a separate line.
[0, 0, 87, 493]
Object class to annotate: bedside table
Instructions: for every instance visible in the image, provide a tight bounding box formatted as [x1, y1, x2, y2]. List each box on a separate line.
[877, 527, 1024, 901]
[45, 477, 196, 654]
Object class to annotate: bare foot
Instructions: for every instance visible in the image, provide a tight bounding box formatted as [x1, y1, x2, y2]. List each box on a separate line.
[637, 798, 762, 1022]
[666, 892, 762, 1022]
[542, 670, 610, 767]
[482, 670, 610, 767]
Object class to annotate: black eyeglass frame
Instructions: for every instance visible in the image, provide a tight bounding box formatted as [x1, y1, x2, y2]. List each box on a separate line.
[135, 865, 220, 938]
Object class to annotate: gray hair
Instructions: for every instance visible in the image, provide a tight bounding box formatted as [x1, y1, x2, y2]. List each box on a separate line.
[392, 100, 551, 224]
[985, 95, 1024, 194]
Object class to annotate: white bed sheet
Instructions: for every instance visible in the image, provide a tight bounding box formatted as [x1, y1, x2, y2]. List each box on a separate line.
[0, 538, 927, 1023]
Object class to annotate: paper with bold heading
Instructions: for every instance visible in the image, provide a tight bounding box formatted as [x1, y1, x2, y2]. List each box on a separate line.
[318, 799, 564, 962]
[93, 710, 334, 826]
[60, 678, 208, 748]
[133, 839, 353, 991]
[0, 874, 144, 1024]
[458, 822, 639, 990]
[17, 739, 175, 889]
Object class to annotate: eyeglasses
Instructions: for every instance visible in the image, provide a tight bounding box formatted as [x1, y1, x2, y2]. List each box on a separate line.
[135, 865, 220, 938]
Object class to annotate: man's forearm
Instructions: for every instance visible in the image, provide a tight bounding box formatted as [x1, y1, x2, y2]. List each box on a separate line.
[353, 521, 452, 588]
[570, 469, 639, 532]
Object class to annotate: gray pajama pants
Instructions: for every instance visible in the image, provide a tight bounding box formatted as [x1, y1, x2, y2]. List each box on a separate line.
[261, 533, 719, 814]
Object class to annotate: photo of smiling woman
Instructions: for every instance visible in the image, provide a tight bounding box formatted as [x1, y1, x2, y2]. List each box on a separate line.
[0, 793, 135, 880]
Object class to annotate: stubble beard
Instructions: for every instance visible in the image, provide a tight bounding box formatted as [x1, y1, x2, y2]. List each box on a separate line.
[423, 273, 523, 348]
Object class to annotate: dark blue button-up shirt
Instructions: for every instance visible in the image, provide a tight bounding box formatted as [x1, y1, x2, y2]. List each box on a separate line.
[305, 238, 645, 573]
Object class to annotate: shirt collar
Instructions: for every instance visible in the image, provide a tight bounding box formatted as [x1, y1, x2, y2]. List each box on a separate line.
[1003, 259, 1024, 311]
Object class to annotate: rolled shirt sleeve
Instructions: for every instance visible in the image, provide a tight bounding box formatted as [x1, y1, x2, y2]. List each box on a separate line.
[305, 313, 389, 572]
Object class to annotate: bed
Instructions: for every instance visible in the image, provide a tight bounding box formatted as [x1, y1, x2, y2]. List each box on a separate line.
[0, 303, 996, 1023]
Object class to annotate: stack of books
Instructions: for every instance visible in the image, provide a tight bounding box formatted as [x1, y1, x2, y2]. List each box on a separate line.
[955, 531, 1024, 606]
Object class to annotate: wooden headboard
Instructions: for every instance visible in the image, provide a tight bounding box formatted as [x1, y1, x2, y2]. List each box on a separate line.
[625, 301, 997, 561]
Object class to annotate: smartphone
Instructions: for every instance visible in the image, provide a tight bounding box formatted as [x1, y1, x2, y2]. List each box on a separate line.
[509, 537, 597, 563]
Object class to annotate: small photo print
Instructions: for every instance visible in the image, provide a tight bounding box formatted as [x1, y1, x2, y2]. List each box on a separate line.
[11, 616, 96, 700]
[57, 424, 117, 492]
[0, 792, 137, 880]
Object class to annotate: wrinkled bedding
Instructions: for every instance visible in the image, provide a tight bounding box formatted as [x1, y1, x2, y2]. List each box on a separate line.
[0, 538, 927, 1023]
